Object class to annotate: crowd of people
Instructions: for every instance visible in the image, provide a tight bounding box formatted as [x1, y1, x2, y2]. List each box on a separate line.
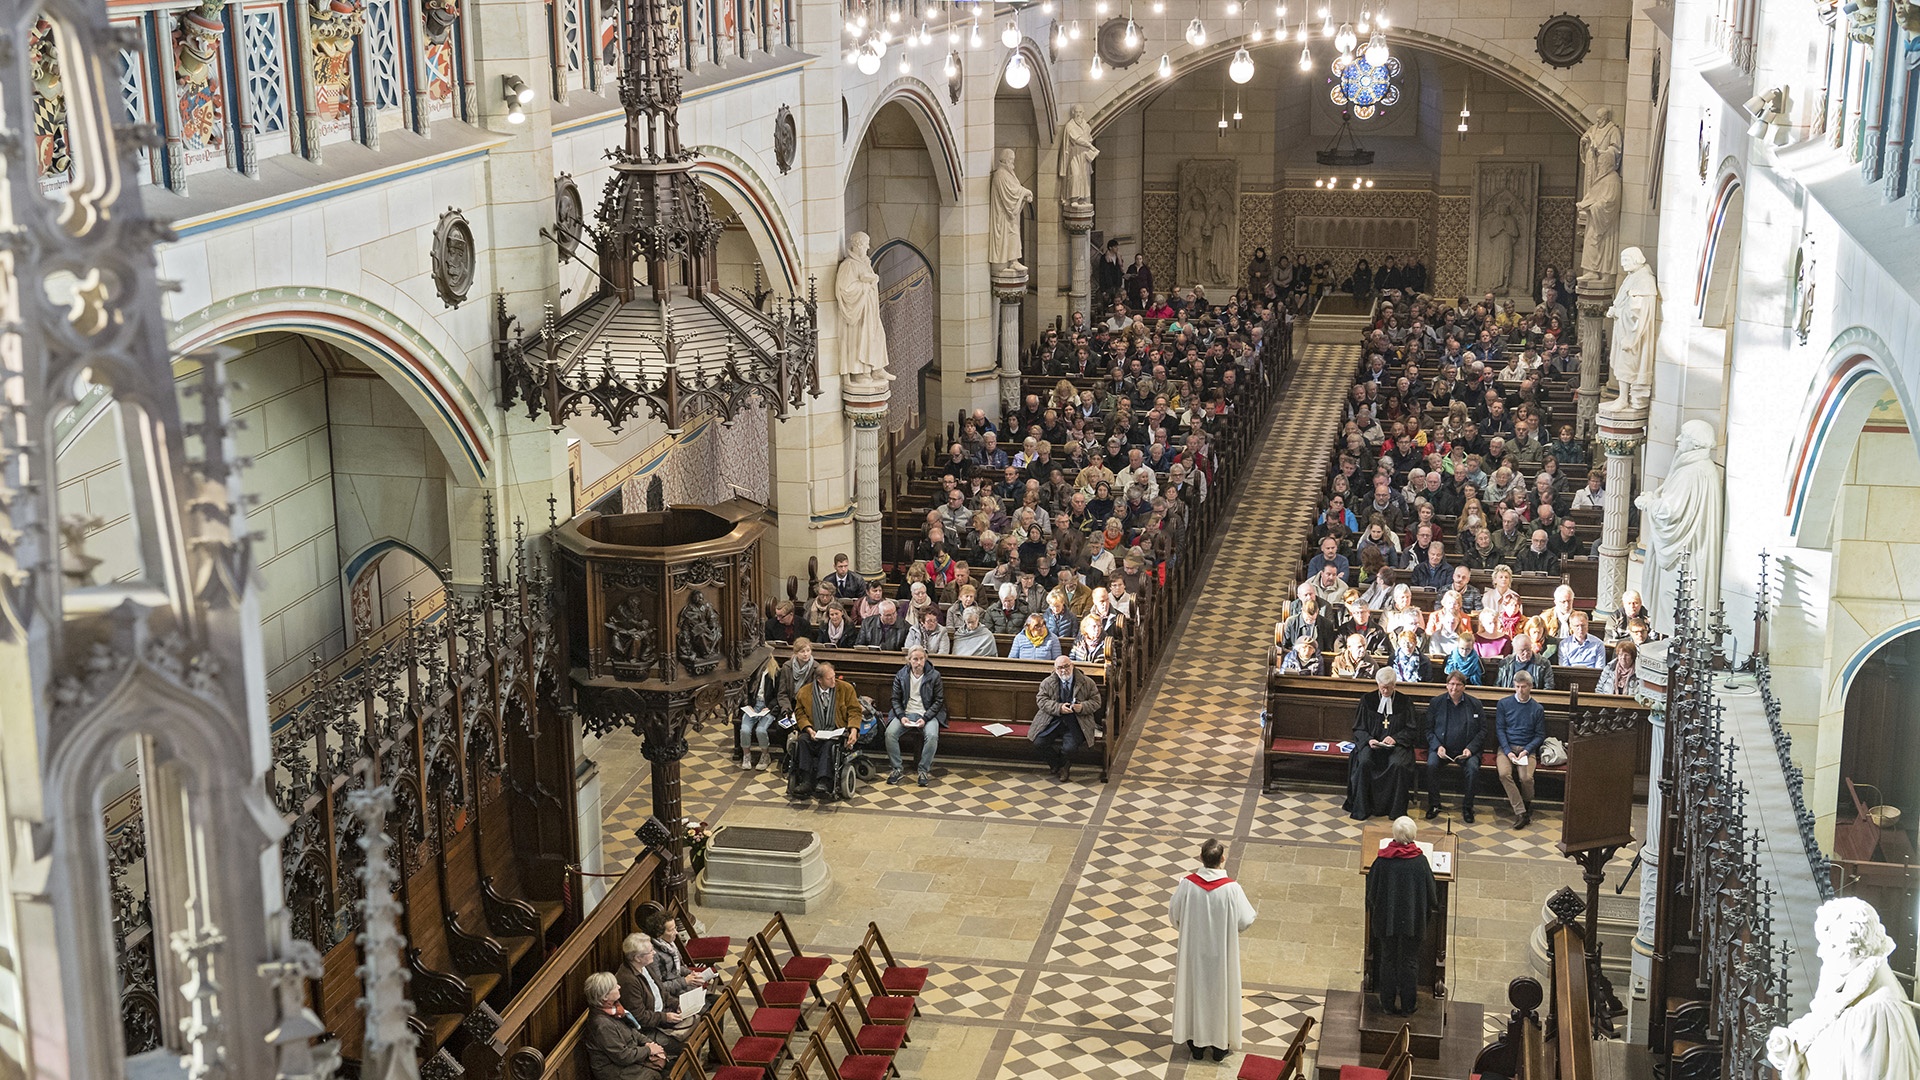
[748, 282, 1288, 791]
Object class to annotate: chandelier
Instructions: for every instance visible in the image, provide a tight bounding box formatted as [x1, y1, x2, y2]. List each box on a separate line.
[496, 0, 819, 435]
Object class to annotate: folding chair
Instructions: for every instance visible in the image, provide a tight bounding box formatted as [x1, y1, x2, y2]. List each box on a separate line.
[1337, 1023, 1411, 1080]
[847, 948, 916, 1024]
[743, 935, 815, 1013]
[859, 922, 929, 998]
[1238, 1016, 1317, 1080]
[673, 894, 731, 968]
[758, 912, 832, 1005]
[831, 981, 908, 1056]
[713, 986, 793, 1076]
[735, 963, 807, 1038]
[690, 1013, 768, 1080]
[807, 1028, 896, 1080]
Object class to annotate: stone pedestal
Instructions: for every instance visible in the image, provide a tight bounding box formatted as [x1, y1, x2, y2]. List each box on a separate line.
[993, 263, 1030, 415]
[695, 826, 831, 913]
[845, 389, 889, 580]
[1063, 201, 1095, 324]
[1625, 639, 1670, 1043]
[1595, 402, 1648, 626]
[1575, 282, 1612, 437]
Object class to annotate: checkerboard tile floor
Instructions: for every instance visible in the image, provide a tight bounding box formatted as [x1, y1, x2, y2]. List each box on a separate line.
[598, 345, 1615, 1077]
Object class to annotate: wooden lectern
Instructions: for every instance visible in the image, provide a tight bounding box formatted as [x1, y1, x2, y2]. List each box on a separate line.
[1359, 823, 1458, 1001]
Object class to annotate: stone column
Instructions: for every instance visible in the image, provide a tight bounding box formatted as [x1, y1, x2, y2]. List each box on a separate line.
[1575, 282, 1611, 437]
[845, 390, 888, 579]
[993, 263, 1030, 415]
[1625, 638, 1670, 1043]
[1595, 403, 1648, 626]
[1064, 201, 1095, 324]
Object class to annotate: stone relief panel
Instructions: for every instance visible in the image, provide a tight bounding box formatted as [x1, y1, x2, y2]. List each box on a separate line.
[1433, 195, 1473, 297]
[1173, 159, 1239, 288]
[1277, 186, 1432, 264]
[1140, 189, 1178, 290]
[1468, 162, 1540, 295]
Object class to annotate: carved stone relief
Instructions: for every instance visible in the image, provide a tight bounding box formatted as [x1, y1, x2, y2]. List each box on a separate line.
[1174, 159, 1239, 288]
[1467, 162, 1539, 296]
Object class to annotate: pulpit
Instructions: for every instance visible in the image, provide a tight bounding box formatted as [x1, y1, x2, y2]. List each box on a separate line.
[1359, 823, 1457, 1005]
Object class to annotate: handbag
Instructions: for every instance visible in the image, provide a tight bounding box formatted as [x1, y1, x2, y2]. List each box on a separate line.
[1538, 737, 1567, 767]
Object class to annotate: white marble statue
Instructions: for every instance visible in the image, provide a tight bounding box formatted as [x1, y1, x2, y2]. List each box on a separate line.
[988, 148, 1034, 271]
[835, 231, 895, 386]
[1766, 898, 1920, 1080]
[1058, 104, 1099, 206]
[1634, 419, 1723, 632]
[1604, 247, 1657, 410]
[1577, 107, 1624, 288]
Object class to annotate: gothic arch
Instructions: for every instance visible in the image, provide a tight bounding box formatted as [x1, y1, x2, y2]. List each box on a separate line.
[1695, 172, 1744, 325]
[1784, 327, 1920, 543]
[842, 78, 963, 203]
[1084, 27, 1593, 138]
[688, 149, 805, 293]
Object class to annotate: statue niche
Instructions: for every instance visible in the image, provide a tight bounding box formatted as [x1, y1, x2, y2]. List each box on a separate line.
[605, 594, 658, 673]
[676, 588, 724, 676]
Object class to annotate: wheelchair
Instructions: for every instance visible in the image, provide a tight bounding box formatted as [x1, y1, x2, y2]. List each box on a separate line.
[784, 697, 880, 801]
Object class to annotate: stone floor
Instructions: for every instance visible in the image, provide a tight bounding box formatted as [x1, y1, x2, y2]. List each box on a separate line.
[594, 344, 1642, 1080]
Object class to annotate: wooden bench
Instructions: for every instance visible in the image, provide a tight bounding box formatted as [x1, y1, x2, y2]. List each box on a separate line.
[1260, 674, 1649, 797]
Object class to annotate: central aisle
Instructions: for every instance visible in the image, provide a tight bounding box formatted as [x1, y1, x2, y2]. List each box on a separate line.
[594, 342, 1612, 1080]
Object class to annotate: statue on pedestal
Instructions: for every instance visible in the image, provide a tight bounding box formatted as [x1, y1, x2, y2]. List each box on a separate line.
[1058, 104, 1099, 207]
[1577, 107, 1623, 289]
[835, 231, 895, 387]
[1634, 419, 1722, 630]
[1604, 247, 1657, 411]
[1766, 897, 1920, 1080]
[989, 147, 1034, 272]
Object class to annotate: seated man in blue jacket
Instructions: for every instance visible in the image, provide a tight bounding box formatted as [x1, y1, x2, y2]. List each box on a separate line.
[1494, 671, 1547, 829]
[886, 646, 948, 787]
[1422, 670, 1485, 823]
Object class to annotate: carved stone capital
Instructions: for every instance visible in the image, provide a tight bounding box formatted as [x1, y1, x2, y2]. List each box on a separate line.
[844, 400, 889, 427]
[991, 262, 1030, 303]
[1062, 203, 1096, 234]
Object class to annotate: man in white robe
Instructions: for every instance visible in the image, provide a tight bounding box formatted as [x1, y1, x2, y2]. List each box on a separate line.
[1169, 839, 1257, 1061]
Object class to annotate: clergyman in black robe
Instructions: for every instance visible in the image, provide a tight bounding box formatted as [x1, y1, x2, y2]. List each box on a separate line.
[1344, 670, 1416, 821]
[1365, 815, 1437, 1016]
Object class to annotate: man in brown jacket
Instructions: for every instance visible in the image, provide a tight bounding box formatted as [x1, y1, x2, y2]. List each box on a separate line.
[1030, 655, 1102, 782]
[791, 661, 861, 799]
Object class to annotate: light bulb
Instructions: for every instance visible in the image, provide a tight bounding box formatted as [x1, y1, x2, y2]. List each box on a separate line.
[1334, 21, 1356, 52]
[858, 46, 881, 73]
[1377, 12, 1389, 26]
[1069, 19, 1081, 38]
[919, 22, 931, 43]
[1095, 0, 1108, 13]
[1055, 22, 1068, 48]
[1157, 52, 1172, 77]
[1277, 3, 1286, 15]
[1227, 0, 1239, 12]
[1040, 0, 1052, 9]
[878, 27, 891, 44]
[943, 51, 958, 76]
[1002, 19, 1020, 47]
[1364, 34, 1387, 66]
[1005, 50, 1032, 86]
[1123, 18, 1139, 45]
[1218, 115, 1228, 129]
[845, 20, 859, 34]
[1228, 46, 1254, 82]
[1298, 42, 1312, 68]
[969, 23, 983, 47]
[1365, 179, 1374, 187]
[1315, 178, 1325, 187]
[1090, 53, 1104, 77]
[899, 50, 911, 71]
[949, 26, 959, 44]
[855, 13, 868, 28]
[1321, 15, 1333, 34]
[1185, 16, 1207, 45]
[1152, 0, 1163, 10]
[888, 7, 900, 22]
[1233, 106, 1243, 119]
[1352, 178, 1362, 189]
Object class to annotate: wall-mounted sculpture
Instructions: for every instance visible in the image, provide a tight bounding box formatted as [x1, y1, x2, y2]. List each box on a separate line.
[1174, 159, 1239, 287]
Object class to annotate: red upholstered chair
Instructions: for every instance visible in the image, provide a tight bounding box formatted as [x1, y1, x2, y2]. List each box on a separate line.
[859, 922, 930, 999]
[758, 912, 833, 1006]
[848, 948, 916, 1025]
[1237, 1016, 1316, 1080]
[743, 935, 814, 1014]
[809, 1026, 897, 1080]
[832, 982, 909, 1056]
[1337, 1025, 1411, 1080]
[690, 1013, 769, 1080]
[714, 986, 792, 1075]
[672, 895, 730, 968]
[735, 963, 807, 1039]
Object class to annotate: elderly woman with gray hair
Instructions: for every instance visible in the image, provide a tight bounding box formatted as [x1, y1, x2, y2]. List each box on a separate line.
[616, 933, 695, 1052]
[581, 971, 668, 1080]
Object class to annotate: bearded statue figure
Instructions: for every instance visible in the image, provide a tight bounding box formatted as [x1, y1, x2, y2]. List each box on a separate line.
[1766, 897, 1920, 1080]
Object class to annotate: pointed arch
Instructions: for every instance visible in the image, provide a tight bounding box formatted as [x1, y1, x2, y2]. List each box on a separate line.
[843, 78, 963, 203]
[688, 148, 806, 293]
[1784, 326, 1920, 543]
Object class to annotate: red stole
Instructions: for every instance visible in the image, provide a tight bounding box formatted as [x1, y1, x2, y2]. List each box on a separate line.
[1185, 872, 1234, 892]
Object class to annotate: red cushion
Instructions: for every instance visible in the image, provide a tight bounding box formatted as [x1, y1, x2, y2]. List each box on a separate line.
[715, 1069, 764, 1080]
[865, 995, 914, 1021]
[837, 1056, 892, 1080]
[731, 1036, 787, 1064]
[748, 1007, 802, 1035]
[947, 720, 1031, 737]
[760, 981, 810, 1006]
[1238, 1055, 1285, 1080]
[880, 967, 928, 993]
[686, 935, 730, 960]
[856, 1025, 908, 1052]
[1338, 1068, 1389, 1080]
[782, 955, 833, 981]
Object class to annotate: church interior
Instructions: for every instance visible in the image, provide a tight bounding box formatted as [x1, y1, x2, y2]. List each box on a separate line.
[3, 0, 1920, 1074]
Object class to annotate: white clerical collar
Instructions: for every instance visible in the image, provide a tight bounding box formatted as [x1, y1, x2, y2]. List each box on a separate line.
[1377, 695, 1395, 715]
[1191, 867, 1229, 880]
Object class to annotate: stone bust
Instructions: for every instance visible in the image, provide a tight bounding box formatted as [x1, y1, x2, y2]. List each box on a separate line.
[1766, 897, 1920, 1080]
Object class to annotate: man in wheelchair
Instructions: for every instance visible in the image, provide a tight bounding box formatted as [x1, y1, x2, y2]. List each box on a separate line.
[788, 661, 861, 801]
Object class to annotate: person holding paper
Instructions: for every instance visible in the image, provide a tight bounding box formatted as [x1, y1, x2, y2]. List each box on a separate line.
[1344, 669, 1417, 821]
[1423, 671, 1485, 823]
[790, 662, 860, 800]
[615, 934, 695, 1051]
[1495, 671, 1546, 829]
[886, 646, 947, 786]
[1366, 816, 1437, 1016]
[1169, 839, 1257, 1062]
[1031, 654, 1102, 782]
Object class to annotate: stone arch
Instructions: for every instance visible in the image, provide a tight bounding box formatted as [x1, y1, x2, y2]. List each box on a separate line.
[342, 538, 446, 637]
[1694, 171, 1744, 326]
[688, 148, 805, 293]
[1003, 39, 1059, 137]
[1784, 327, 1920, 544]
[842, 77, 963, 203]
[1084, 27, 1593, 138]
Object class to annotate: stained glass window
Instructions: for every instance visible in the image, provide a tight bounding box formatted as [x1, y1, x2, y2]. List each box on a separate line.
[1329, 55, 1401, 120]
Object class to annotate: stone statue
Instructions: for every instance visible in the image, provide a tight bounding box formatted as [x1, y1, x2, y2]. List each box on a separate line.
[1766, 897, 1920, 1080]
[1634, 419, 1723, 632]
[1577, 107, 1624, 288]
[605, 594, 657, 668]
[676, 588, 724, 675]
[1604, 247, 1658, 410]
[1058, 104, 1099, 207]
[1482, 193, 1523, 295]
[988, 148, 1033, 270]
[59, 512, 104, 586]
[835, 231, 895, 386]
[1176, 158, 1239, 286]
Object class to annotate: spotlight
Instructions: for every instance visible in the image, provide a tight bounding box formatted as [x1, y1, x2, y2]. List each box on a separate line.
[501, 73, 531, 123]
[1229, 46, 1254, 83]
[1185, 17, 1207, 45]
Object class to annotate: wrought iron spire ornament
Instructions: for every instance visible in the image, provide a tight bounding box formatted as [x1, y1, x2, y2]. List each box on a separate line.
[494, 0, 818, 435]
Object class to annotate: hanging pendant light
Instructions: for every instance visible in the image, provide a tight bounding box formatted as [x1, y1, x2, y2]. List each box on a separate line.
[1001, 18, 1020, 47]
[1123, 17, 1140, 46]
[857, 42, 882, 73]
[1364, 29, 1387, 66]
[1334, 20, 1356, 54]
[1185, 16, 1208, 45]
[1229, 45, 1255, 82]
[1069, 19, 1082, 39]
[969, 21, 983, 47]
[1298, 40, 1313, 68]
[1249, 20, 1263, 40]
[943, 49, 958, 77]
[1055, 21, 1069, 48]
[1005, 49, 1032, 86]
[1089, 52, 1105, 77]
[1157, 52, 1173, 77]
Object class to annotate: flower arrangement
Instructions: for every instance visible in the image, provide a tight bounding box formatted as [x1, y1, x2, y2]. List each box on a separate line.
[683, 817, 711, 873]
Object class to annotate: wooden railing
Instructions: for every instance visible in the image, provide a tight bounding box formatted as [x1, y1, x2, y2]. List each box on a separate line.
[466, 853, 664, 1078]
[1550, 920, 1595, 1080]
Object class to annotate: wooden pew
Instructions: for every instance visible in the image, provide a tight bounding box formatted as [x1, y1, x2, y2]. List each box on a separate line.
[1260, 674, 1649, 797]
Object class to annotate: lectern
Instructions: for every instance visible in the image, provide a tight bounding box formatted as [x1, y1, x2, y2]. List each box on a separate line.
[1358, 823, 1458, 1004]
